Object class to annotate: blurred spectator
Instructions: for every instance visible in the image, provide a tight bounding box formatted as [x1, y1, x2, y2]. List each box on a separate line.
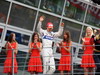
[91, 29, 100, 75]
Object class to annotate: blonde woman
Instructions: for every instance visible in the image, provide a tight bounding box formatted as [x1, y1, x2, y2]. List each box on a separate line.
[81, 27, 96, 75]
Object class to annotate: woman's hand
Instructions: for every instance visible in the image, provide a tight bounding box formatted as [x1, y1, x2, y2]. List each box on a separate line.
[36, 44, 39, 49]
[56, 43, 60, 47]
[61, 42, 65, 47]
[82, 38, 85, 42]
[36, 43, 42, 52]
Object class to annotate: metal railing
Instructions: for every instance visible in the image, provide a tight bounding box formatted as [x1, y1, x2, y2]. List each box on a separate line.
[0, 45, 100, 75]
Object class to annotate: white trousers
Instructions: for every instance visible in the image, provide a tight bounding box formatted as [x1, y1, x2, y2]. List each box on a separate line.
[42, 48, 55, 74]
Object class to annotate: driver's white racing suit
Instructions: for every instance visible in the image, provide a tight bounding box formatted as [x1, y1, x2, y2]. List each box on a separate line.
[37, 21, 64, 74]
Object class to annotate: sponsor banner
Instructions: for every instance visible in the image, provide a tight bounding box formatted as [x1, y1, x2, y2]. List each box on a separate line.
[68, 0, 100, 19]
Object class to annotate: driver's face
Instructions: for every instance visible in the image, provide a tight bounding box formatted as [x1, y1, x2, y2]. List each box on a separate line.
[47, 28, 53, 32]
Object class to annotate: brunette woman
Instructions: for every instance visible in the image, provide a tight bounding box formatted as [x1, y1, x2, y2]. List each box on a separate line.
[4, 33, 18, 75]
[58, 31, 72, 75]
[28, 32, 42, 75]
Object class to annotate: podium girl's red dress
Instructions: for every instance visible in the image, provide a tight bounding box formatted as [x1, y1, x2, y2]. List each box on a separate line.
[28, 42, 42, 73]
[4, 42, 18, 73]
[58, 41, 72, 71]
[81, 37, 96, 68]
